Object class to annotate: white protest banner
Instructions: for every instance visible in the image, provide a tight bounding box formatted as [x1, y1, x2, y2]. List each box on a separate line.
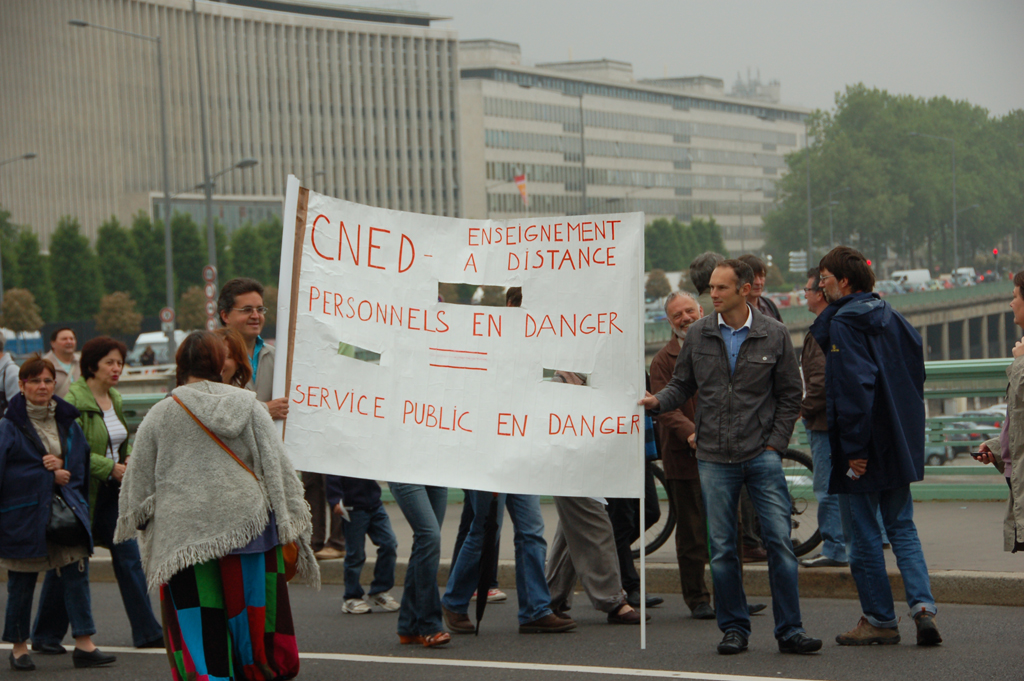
[274, 175, 645, 497]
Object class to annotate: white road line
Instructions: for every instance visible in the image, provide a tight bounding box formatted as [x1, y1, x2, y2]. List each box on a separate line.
[0, 644, 824, 681]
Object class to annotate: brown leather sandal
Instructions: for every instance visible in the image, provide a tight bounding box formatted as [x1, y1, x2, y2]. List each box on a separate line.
[422, 632, 451, 647]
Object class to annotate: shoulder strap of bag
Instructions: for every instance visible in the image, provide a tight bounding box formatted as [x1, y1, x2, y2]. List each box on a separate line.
[171, 394, 258, 481]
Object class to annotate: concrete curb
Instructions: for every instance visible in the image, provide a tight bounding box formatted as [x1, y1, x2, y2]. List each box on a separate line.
[52, 557, 1023, 607]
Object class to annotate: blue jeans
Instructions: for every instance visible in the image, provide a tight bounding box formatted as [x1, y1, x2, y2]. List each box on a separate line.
[698, 451, 805, 641]
[4, 561, 95, 644]
[839, 486, 936, 628]
[388, 483, 447, 637]
[34, 483, 162, 648]
[442, 491, 552, 625]
[806, 425, 847, 562]
[342, 504, 398, 600]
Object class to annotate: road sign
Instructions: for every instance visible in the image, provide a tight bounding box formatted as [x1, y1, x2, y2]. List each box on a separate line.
[206, 318, 218, 332]
[161, 321, 175, 335]
[203, 265, 217, 283]
[159, 307, 175, 323]
[205, 301, 217, 316]
[204, 283, 216, 299]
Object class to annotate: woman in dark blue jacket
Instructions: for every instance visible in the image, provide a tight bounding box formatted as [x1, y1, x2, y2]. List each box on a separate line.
[0, 355, 115, 671]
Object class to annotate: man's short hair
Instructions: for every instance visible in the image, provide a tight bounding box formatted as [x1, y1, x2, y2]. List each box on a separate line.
[664, 290, 697, 315]
[217, 277, 265, 325]
[806, 266, 821, 291]
[688, 252, 725, 295]
[738, 254, 766, 277]
[50, 327, 75, 343]
[818, 246, 875, 293]
[716, 259, 755, 292]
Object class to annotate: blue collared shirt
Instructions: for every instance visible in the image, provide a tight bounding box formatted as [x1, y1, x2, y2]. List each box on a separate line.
[719, 305, 753, 374]
[250, 335, 265, 383]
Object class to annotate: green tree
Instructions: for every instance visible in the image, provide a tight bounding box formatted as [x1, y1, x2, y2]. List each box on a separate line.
[256, 216, 284, 286]
[0, 206, 21, 292]
[96, 216, 147, 303]
[12, 229, 56, 322]
[130, 212, 167, 316]
[50, 216, 102, 320]
[228, 224, 269, 283]
[171, 213, 205, 299]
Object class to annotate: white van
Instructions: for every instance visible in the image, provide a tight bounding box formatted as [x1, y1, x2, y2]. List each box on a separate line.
[127, 330, 189, 366]
[890, 269, 931, 290]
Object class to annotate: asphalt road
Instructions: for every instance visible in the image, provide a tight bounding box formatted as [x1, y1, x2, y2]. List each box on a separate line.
[4, 582, 1020, 681]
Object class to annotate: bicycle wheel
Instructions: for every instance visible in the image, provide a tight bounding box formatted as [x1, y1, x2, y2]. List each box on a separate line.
[779, 448, 821, 557]
[630, 462, 676, 559]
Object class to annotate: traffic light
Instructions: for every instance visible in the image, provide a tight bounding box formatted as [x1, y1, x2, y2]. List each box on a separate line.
[993, 248, 999, 257]
[866, 259, 872, 267]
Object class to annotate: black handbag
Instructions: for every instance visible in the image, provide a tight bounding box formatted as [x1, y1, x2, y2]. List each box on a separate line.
[46, 491, 90, 547]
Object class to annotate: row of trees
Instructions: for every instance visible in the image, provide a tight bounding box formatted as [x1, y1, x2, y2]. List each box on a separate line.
[645, 217, 727, 272]
[764, 84, 1024, 274]
[0, 205, 283, 326]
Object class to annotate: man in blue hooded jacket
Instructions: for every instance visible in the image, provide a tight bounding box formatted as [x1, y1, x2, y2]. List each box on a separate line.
[811, 246, 941, 647]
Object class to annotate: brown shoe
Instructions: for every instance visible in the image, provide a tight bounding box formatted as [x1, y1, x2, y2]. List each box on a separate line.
[314, 546, 346, 560]
[741, 546, 768, 563]
[835, 617, 901, 646]
[607, 605, 649, 624]
[442, 607, 475, 634]
[913, 611, 942, 646]
[519, 613, 577, 633]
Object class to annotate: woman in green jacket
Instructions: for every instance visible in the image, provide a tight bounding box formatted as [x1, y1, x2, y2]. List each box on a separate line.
[32, 337, 163, 651]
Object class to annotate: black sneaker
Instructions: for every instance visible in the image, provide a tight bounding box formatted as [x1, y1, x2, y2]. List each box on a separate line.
[717, 630, 748, 655]
[778, 632, 823, 654]
[691, 602, 716, 620]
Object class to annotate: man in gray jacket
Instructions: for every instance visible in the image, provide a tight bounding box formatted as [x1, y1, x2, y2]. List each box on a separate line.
[639, 259, 819, 656]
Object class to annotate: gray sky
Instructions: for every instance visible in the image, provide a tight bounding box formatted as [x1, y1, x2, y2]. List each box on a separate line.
[347, 0, 1023, 116]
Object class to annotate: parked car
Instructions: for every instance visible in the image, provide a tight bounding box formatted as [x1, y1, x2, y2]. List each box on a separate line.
[943, 421, 984, 454]
[925, 443, 954, 466]
[955, 411, 1002, 429]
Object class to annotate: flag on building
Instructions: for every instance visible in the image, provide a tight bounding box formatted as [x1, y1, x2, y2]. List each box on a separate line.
[514, 171, 528, 208]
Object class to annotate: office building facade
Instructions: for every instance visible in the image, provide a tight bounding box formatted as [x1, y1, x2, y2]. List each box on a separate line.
[0, 0, 459, 246]
[459, 40, 809, 253]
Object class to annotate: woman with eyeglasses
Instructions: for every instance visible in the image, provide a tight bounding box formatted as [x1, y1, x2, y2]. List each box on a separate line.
[33, 337, 163, 652]
[0, 355, 115, 670]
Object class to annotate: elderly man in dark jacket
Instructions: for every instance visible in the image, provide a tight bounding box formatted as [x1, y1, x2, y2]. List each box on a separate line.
[640, 259, 819, 656]
[811, 246, 941, 648]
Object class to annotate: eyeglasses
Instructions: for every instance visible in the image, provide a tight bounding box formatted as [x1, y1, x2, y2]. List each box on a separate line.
[818, 274, 835, 282]
[803, 287, 820, 294]
[233, 306, 268, 316]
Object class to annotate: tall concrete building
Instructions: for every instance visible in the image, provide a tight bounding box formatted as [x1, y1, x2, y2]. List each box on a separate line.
[459, 40, 809, 253]
[0, 0, 460, 246]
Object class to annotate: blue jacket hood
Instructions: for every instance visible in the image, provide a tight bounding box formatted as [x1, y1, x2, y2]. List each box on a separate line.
[811, 291, 889, 350]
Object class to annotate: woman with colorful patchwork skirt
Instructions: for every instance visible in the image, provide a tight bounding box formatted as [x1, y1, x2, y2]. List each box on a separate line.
[115, 331, 320, 680]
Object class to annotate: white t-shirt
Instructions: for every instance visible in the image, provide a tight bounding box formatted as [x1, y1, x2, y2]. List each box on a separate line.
[102, 407, 128, 461]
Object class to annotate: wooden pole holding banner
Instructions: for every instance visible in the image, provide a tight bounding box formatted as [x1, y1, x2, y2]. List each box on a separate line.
[273, 176, 307, 438]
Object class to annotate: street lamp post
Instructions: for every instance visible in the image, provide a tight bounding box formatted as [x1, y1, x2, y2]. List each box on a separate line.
[910, 132, 957, 270]
[0, 152, 38, 308]
[190, 1, 215, 295]
[69, 18, 175, 355]
[827, 186, 850, 247]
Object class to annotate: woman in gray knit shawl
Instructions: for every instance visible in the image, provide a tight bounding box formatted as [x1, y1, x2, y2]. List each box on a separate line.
[115, 331, 318, 680]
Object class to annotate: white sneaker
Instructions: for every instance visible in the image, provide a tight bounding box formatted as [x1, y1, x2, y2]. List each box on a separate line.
[367, 591, 401, 612]
[342, 598, 371, 614]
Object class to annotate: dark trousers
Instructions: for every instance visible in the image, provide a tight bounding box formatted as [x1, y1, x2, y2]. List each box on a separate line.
[665, 478, 711, 610]
[4, 562, 95, 644]
[302, 472, 346, 552]
[607, 463, 661, 593]
[452, 489, 498, 590]
[35, 483, 161, 648]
